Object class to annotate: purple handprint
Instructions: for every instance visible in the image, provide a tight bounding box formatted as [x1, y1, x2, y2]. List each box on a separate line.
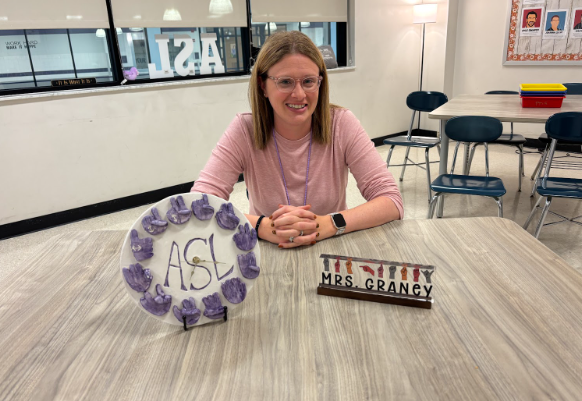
[140, 284, 172, 316]
[141, 207, 168, 235]
[233, 223, 258, 251]
[166, 195, 192, 225]
[221, 277, 247, 304]
[216, 202, 240, 230]
[192, 194, 215, 221]
[237, 252, 260, 279]
[130, 229, 153, 261]
[123, 67, 139, 80]
[122, 263, 153, 292]
[202, 292, 225, 320]
[173, 297, 201, 325]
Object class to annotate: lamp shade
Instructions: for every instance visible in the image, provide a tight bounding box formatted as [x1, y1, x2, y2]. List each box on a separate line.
[413, 4, 437, 24]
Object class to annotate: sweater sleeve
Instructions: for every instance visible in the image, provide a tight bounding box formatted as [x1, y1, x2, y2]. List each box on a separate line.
[191, 115, 249, 201]
[339, 110, 404, 219]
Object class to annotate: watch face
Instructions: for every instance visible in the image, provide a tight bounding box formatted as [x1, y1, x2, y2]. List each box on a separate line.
[120, 192, 261, 327]
[332, 213, 346, 228]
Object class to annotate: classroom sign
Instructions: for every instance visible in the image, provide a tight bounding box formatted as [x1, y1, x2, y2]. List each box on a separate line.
[317, 254, 435, 309]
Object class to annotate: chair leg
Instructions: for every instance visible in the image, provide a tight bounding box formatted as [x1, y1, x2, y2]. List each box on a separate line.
[425, 148, 432, 203]
[428, 193, 441, 219]
[524, 195, 544, 230]
[386, 145, 396, 167]
[530, 146, 547, 181]
[400, 147, 412, 182]
[517, 144, 524, 192]
[467, 143, 478, 175]
[462, 142, 472, 174]
[494, 197, 503, 218]
[534, 196, 553, 239]
[530, 146, 548, 197]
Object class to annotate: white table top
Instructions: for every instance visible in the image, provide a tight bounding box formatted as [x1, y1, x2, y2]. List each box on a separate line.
[429, 94, 582, 123]
[2, 218, 582, 400]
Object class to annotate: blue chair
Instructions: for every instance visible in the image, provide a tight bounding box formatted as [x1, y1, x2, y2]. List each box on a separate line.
[530, 83, 582, 197]
[384, 91, 448, 203]
[428, 116, 506, 218]
[523, 112, 582, 238]
[466, 91, 526, 191]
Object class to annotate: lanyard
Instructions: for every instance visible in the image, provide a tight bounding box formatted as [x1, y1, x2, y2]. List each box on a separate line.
[272, 128, 313, 206]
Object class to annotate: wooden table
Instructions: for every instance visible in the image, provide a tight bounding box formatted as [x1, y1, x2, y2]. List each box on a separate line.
[428, 94, 582, 216]
[429, 94, 582, 123]
[2, 218, 582, 400]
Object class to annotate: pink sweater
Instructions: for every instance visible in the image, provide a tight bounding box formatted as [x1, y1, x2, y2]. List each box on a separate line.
[192, 108, 403, 218]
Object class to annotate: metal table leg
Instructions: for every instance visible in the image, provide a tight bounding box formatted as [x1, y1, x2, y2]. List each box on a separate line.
[437, 119, 448, 217]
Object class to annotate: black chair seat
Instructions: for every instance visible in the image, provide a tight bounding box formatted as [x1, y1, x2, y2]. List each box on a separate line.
[431, 174, 506, 197]
[537, 133, 582, 145]
[492, 133, 526, 145]
[383, 136, 440, 148]
[536, 177, 582, 198]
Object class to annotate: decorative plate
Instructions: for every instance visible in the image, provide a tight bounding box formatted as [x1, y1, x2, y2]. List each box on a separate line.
[119, 192, 260, 327]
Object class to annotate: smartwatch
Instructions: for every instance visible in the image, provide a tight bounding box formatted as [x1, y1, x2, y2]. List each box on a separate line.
[329, 213, 347, 236]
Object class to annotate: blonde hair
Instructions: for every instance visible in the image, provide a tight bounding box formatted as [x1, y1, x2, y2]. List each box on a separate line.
[248, 31, 338, 150]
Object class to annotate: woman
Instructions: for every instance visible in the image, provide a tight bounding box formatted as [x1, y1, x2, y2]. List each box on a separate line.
[193, 31, 403, 248]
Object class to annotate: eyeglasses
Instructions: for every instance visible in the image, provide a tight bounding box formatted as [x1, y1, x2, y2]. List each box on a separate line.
[268, 75, 322, 93]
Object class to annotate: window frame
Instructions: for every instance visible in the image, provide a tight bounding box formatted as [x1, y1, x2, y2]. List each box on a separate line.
[0, 0, 350, 96]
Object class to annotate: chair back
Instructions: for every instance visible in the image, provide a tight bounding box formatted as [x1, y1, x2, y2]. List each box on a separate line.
[406, 91, 448, 112]
[563, 83, 582, 95]
[545, 112, 582, 143]
[445, 116, 503, 143]
[485, 90, 519, 95]
[541, 112, 582, 182]
[446, 116, 503, 177]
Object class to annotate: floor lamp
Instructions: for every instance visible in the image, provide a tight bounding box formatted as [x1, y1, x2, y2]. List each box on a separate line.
[413, 4, 438, 131]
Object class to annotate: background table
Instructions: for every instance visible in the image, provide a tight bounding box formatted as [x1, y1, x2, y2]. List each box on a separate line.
[2, 218, 582, 400]
[428, 94, 582, 216]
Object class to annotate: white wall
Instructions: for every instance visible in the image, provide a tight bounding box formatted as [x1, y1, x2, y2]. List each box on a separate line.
[0, 0, 422, 225]
[417, 0, 454, 132]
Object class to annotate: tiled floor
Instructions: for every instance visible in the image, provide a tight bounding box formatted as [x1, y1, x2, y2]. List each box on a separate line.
[1, 143, 581, 282]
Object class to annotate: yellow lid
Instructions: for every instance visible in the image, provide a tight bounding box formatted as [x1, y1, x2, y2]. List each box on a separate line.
[520, 83, 568, 92]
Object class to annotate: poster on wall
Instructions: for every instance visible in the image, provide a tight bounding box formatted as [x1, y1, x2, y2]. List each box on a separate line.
[504, 0, 582, 65]
[571, 8, 582, 37]
[543, 9, 569, 39]
[521, 7, 544, 36]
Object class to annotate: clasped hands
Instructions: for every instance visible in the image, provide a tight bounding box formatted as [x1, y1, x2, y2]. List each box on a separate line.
[266, 204, 323, 249]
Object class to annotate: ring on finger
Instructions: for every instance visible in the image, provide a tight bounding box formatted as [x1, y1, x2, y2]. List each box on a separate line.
[299, 230, 304, 236]
[289, 236, 295, 243]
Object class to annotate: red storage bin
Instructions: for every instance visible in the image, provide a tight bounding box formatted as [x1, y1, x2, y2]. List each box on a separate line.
[520, 96, 565, 108]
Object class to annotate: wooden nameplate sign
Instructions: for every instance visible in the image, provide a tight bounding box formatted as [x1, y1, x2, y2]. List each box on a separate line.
[317, 254, 435, 309]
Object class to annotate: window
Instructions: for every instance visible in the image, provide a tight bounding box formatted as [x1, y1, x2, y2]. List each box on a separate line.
[0, 30, 35, 90]
[250, 22, 347, 67]
[0, 0, 350, 95]
[0, 28, 116, 91]
[117, 26, 246, 82]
